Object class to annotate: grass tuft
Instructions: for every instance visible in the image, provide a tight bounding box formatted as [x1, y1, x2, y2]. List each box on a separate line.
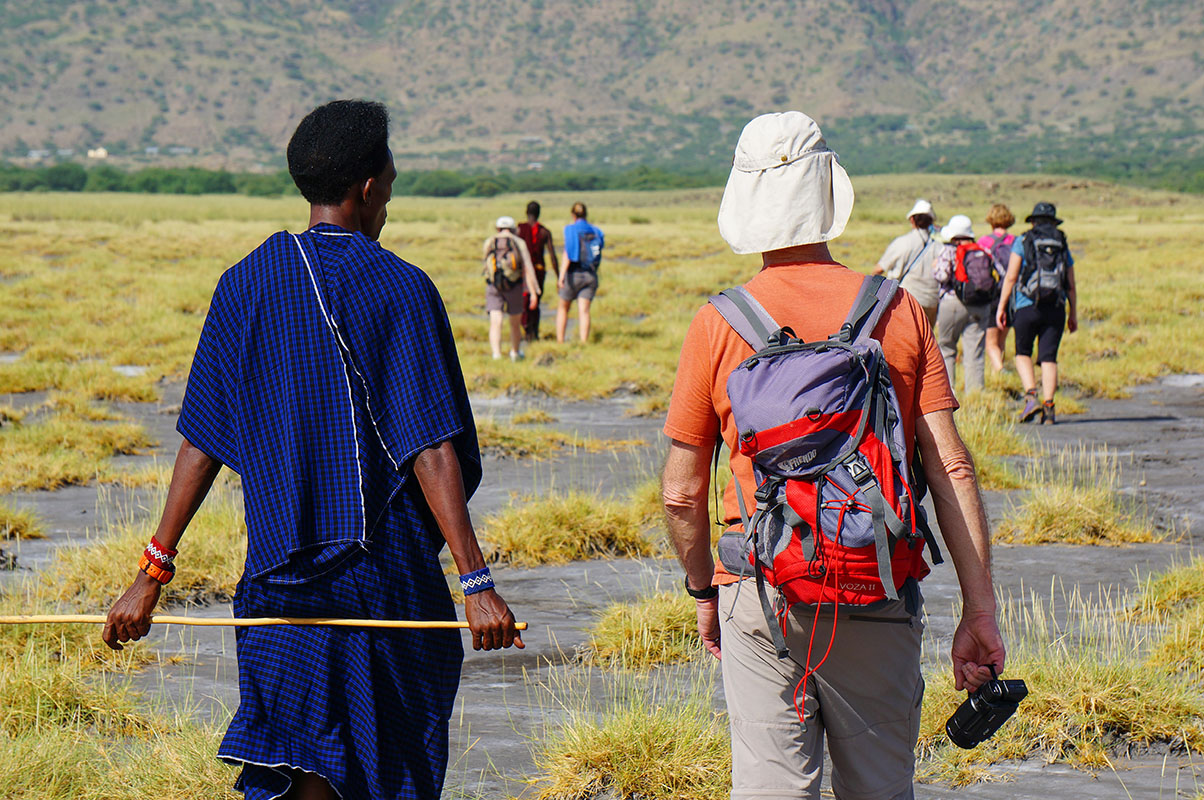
[0, 502, 44, 540]
[585, 590, 700, 668]
[480, 488, 660, 567]
[0, 399, 153, 492]
[531, 664, 730, 800]
[511, 408, 558, 425]
[476, 418, 641, 459]
[994, 446, 1162, 545]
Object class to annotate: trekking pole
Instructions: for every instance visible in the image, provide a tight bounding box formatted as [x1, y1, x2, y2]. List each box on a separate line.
[0, 615, 527, 630]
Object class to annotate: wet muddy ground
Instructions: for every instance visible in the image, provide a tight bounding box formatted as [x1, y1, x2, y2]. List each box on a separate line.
[1, 375, 1202, 798]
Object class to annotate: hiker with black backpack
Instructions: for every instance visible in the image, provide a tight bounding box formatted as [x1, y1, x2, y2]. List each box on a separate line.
[662, 112, 1005, 800]
[483, 215, 540, 361]
[995, 202, 1078, 425]
[934, 214, 999, 395]
[977, 204, 1017, 374]
[556, 201, 604, 344]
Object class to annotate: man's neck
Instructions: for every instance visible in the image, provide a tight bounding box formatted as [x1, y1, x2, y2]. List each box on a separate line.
[761, 242, 834, 268]
[308, 203, 362, 234]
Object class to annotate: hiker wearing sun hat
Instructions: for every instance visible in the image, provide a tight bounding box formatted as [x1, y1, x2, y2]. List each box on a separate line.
[874, 198, 941, 327]
[933, 214, 1000, 395]
[663, 111, 1004, 800]
[483, 214, 540, 361]
[995, 201, 1078, 424]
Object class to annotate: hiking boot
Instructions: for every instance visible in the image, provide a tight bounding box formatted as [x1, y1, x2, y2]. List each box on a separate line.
[1019, 390, 1041, 422]
[1041, 401, 1056, 425]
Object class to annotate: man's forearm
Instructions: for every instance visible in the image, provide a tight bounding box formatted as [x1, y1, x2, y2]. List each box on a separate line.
[153, 438, 223, 551]
[662, 440, 716, 590]
[413, 440, 487, 574]
[917, 412, 996, 615]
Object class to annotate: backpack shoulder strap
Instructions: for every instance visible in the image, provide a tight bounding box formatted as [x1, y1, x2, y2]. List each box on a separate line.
[835, 275, 899, 345]
[708, 286, 780, 350]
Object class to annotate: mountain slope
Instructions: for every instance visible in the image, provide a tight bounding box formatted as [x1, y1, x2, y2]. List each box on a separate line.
[1, 0, 1201, 173]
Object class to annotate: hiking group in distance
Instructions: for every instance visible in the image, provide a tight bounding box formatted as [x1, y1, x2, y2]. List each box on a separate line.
[482, 199, 604, 359]
[875, 197, 1077, 423]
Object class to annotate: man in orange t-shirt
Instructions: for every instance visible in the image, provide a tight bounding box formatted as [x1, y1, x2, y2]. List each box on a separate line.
[661, 112, 1005, 800]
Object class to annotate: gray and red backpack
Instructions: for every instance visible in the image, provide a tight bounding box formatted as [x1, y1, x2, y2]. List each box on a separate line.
[711, 275, 943, 658]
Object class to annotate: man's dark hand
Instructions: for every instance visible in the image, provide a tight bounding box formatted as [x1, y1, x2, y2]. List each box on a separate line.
[464, 588, 524, 651]
[102, 570, 162, 651]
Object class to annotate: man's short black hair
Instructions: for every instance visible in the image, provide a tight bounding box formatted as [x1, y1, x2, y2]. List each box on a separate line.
[526, 200, 540, 219]
[287, 100, 390, 206]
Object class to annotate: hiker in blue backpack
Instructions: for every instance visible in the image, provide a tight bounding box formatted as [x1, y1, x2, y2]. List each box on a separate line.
[933, 214, 999, 395]
[556, 201, 604, 344]
[662, 111, 1004, 800]
[978, 204, 1017, 374]
[995, 202, 1078, 425]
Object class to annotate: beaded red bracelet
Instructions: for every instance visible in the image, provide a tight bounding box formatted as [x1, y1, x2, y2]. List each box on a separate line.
[144, 535, 177, 571]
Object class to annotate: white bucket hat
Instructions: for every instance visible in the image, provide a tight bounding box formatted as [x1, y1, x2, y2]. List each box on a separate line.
[717, 112, 854, 254]
[496, 215, 516, 230]
[906, 199, 934, 220]
[940, 214, 975, 241]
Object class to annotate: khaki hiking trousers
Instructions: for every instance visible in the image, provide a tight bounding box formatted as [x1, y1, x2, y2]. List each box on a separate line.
[719, 581, 925, 800]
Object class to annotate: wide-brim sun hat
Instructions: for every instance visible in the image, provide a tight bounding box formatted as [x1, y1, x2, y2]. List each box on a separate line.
[1025, 201, 1062, 225]
[717, 111, 854, 254]
[496, 215, 516, 229]
[907, 199, 934, 219]
[940, 214, 975, 241]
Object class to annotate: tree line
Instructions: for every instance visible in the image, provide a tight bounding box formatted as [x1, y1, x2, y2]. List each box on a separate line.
[2, 155, 1200, 197]
[0, 162, 724, 197]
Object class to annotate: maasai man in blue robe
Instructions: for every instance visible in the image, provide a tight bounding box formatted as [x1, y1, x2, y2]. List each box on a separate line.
[104, 100, 524, 800]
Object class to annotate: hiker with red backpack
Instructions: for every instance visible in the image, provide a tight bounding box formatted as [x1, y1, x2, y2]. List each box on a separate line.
[516, 200, 559, 341]
[995, 202, 1078, 425]
[483, 216, 540, 361]
[978, 204, 1017, 374]
[934, 214, 999, 395]
[662, 112, 1004, 800]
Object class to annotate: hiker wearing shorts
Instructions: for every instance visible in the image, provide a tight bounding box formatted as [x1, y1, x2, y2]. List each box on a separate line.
[662, 112, 1004, 800]
[556, 201, 604, 344]
[978, 204, 1016, 374]
[874, 199, 940, 327]
[517, 200, 559, 341]
[995, 201, 1078, 425]
[484, 216, 540, 361]
[103, 100, 523, 800]
[933, 214, 994, 395]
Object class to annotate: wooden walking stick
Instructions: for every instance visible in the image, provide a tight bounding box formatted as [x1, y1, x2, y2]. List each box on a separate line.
[0, 615, 527, 630]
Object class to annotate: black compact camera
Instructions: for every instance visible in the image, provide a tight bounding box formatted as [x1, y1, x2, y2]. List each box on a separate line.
[945, 666, 1028, 749]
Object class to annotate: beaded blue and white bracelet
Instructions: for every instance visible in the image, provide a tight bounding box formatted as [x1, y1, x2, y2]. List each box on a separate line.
[460, 567, 495, 596]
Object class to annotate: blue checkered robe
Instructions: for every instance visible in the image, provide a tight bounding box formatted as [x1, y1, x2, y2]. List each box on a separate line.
[177, 223, 481, 800]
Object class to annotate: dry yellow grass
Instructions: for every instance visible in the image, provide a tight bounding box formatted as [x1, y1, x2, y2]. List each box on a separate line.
[994, 446, 1165, 545]
[584, 589, 700, 668]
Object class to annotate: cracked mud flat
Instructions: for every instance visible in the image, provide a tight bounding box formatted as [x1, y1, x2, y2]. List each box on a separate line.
[1, 376, 1202, 798]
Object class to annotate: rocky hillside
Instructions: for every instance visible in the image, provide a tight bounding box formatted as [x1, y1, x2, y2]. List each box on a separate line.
[2, 0, 1201, 175]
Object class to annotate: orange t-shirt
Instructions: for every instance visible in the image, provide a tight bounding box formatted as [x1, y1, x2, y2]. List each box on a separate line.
[662, 261, 958, 583]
